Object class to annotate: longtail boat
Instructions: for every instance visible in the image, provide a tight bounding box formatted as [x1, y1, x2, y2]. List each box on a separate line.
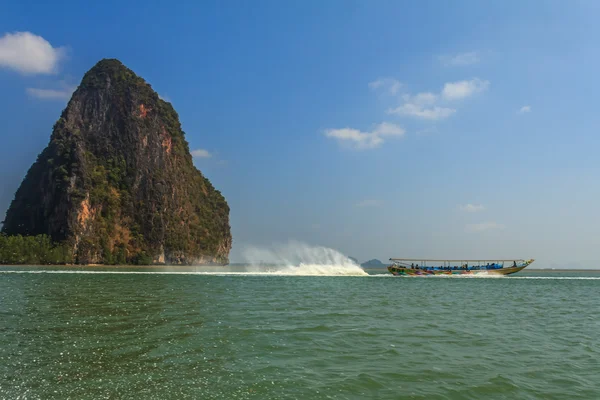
[387, 258, 534, 276]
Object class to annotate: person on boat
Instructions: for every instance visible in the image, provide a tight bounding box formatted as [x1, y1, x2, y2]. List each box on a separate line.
[513, 261, 517, 268]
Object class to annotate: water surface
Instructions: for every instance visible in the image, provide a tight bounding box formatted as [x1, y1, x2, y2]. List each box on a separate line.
[0, 267, 598, 399]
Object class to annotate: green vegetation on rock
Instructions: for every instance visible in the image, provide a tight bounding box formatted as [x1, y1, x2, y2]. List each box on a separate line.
[0, 234, 73, 265]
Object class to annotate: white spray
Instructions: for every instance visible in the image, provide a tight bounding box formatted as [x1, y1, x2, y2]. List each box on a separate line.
[242, 240, 368, 276]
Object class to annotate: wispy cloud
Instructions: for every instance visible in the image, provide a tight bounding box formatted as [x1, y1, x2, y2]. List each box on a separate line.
[191, 148, 212, 158]
[369, 78, 402, 95]
[440, 52, 480, 66]
[465, 222, 504, 232]
[324, 122, 405, 150]
[518, 105, 531, 114]
[26, 85, 75, 100]
[460, 203, 485, 212]
[329, 74, 489, 150]
[388, 92, 455, 120]
[387, 78, 488, 121]
[389, 102, 455, 120]
[0, 31, 65, 74]
[442, 78, 489, 100]
[355, 199, 383, 208]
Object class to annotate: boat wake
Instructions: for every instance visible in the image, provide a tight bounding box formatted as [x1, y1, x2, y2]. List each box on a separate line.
[0, 269, 369, 276]
[261, 263, 366, 276]
[381, 273, 506, 279]
[243, 241, 368, 276]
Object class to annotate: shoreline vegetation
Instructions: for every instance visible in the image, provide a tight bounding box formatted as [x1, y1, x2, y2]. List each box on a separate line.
[0, 234, 189, 266]
[0, 234, 73, 265]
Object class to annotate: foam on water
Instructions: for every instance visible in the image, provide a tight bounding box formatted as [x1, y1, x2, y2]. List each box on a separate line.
[265, 263, 367, 276]
[242, 240, 368, 276]
[1, 269, 599, 279]
[0, 270, 370, 276]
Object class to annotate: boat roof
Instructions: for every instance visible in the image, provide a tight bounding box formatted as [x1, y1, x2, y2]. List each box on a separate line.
[389, 258, 525, 262]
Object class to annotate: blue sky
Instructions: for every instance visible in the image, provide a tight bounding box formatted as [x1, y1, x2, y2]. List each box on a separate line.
[1, 1, 600, 267]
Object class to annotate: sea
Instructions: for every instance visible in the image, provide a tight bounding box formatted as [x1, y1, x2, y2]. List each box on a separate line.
[0, 262, 599, 399]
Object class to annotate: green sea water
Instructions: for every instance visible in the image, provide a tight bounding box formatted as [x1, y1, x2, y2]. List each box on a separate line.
[0, 266, 599, 399]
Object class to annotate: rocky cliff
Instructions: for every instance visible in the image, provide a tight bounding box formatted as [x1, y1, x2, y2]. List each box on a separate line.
[2, 59, 231, 265]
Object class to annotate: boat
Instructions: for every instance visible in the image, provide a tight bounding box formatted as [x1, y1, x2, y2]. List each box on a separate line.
[387, 258, 534, 276]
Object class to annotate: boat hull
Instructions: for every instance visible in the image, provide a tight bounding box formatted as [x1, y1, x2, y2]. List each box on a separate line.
[387, 265, 529, 276]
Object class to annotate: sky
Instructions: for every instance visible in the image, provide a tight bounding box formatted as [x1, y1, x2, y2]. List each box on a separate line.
[1, 0, 600, 267]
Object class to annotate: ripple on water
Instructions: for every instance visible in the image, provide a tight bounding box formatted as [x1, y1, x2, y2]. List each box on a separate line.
[0, 271, 599, 399]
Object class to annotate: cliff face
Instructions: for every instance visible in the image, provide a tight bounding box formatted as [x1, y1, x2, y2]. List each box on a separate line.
[2, 59, 231, 265]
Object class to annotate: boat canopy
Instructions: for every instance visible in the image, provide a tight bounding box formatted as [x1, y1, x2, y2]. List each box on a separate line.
[388, 258, 527, 268]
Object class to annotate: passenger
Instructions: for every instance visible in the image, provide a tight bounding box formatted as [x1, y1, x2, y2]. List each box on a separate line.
[513, 261, 517, 268]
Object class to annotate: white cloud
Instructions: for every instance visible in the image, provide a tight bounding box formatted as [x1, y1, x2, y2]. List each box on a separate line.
[442, 78, 489, 100]
[191, 148, 212, 158]
[369, 78, 402, 95]
[355, 199, 383, 207]
[0, 32, 65, 74]
[405, 92, 438, 105]
[518, 105, 531, 114]
[324, 122, 405, 150]
[440, 52, 480, 66]
[389, 92, 455, 120]
[465, 222, 504, 232]
[389, 103, 455, 120]
[26, 85, 75, 100]
[460, 203, 485, 212]
[387, 78, 488, 121]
